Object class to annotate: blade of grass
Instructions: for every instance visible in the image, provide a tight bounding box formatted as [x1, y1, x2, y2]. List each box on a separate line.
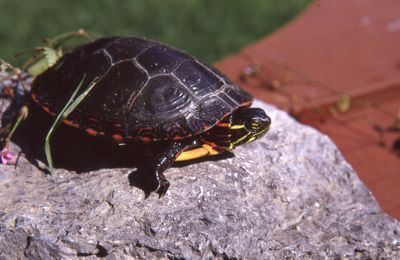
[4, 106, 29, 145]
[62, 77, 99, 116]
[44, 74, 100, 173]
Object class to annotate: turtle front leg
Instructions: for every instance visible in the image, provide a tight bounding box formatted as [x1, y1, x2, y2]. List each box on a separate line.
[153, 139, 199, 197]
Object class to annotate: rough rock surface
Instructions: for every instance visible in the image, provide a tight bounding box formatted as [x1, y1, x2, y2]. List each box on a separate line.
[0, 74, 399, 258]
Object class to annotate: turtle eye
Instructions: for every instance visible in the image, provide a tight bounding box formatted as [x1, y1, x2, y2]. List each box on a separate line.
[245, 117, 263, 132]
[245, 114, 271, 133]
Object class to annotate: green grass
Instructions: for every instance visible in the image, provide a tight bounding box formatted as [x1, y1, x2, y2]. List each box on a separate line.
[0, 0, 311, 65]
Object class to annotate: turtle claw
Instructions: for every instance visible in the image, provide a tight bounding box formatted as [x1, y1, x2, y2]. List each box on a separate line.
[154, 170, 170, 197]
[155, 179, 170, 198]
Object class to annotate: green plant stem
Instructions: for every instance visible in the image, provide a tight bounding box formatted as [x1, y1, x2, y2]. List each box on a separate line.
[45, 75, 99, 173]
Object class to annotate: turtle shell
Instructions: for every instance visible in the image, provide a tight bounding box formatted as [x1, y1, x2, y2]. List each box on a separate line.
[31, 36, 253, 142]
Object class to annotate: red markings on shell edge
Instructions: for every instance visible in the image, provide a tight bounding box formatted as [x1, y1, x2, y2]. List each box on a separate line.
[42, 106, 51, 113]
[242, 101, 252, 108]
[137, 127, 158, 141]
[63, 119, 80, 128]
[42, 106, 56, 116]
[86, 128, 98, 136]
[32, 93, 57, 116]
[141, 136, 152, 142]
[112, 134, 124, 143]
[31, 93, 38, 102]
[172, 135, 184, 140]
[217, 122, 230, 128]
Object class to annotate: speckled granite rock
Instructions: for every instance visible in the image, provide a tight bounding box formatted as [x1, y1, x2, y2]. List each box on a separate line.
[0, 74, 399, 259]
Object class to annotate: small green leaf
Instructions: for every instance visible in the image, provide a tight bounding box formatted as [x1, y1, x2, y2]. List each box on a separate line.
[25, 30, 97, 77]
[336, 95, 351, 113]
[27, 56, 49, 77]
[0, 62, 7, 72]
[43, 47, 63, 67]
[0, 59, 12, 73]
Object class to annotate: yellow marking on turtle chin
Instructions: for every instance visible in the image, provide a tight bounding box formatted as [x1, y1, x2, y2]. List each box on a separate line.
[176, 144, 222, 161]
[244, 126, 270, 144]
[230, 124, 245, 130]
[246, 136, 256, 144]
[232, 132, 251, 146]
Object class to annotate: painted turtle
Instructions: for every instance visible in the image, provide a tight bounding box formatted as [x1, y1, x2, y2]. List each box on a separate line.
[31, 36, 271, 196]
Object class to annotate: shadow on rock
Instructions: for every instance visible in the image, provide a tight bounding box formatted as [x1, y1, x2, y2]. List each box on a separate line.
[12, 104, 145, 171]
[8, 103, 233, 195]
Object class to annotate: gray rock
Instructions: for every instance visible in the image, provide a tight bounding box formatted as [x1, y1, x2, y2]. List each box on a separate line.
[0, 74, 399, 258]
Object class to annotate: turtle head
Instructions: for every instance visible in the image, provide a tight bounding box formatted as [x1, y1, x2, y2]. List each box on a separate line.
[229, 107, 271, 149]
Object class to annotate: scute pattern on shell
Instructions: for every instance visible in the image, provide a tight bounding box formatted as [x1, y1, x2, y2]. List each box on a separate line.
[31, 36, 253, 141]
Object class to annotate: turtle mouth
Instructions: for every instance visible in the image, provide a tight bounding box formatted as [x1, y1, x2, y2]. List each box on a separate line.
[245, 124, 270, 144]
[229, 123, 270, 149]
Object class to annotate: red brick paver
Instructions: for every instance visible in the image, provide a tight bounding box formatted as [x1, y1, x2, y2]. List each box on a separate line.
[215, 0, 400, 219]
